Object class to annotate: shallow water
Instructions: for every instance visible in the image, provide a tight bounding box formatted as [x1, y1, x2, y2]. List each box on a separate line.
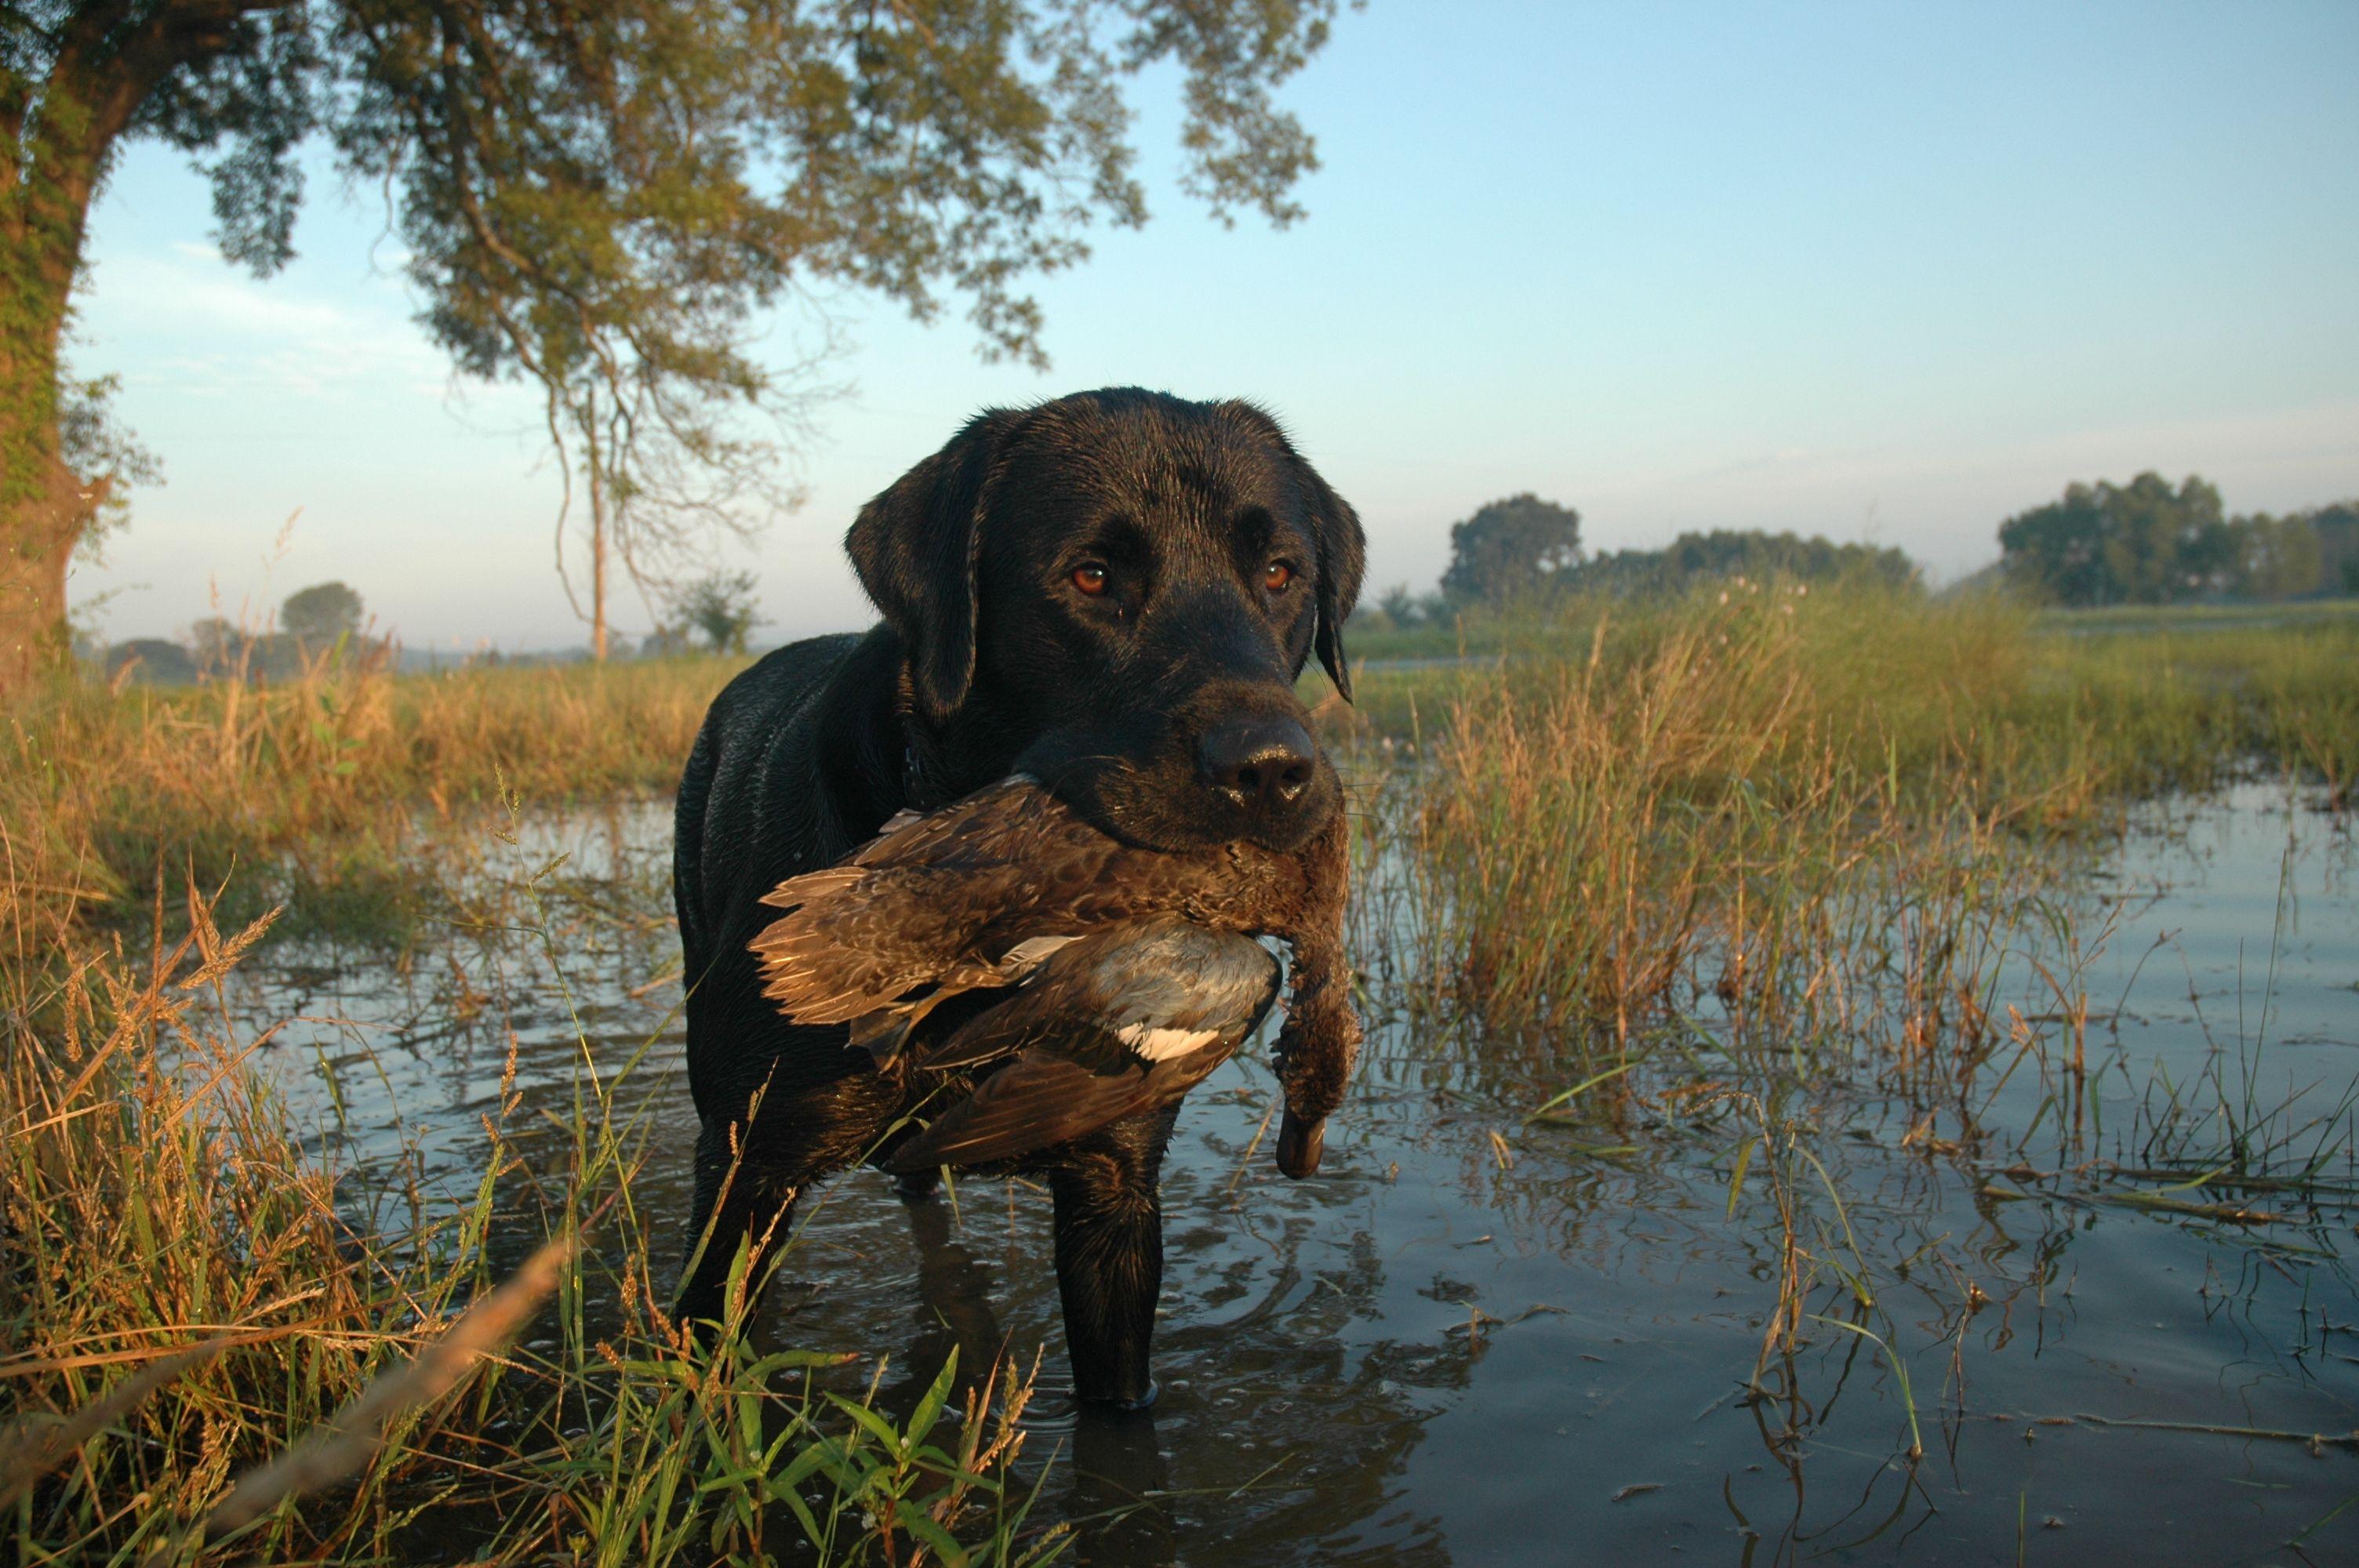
[227, 789, 2359, 1566]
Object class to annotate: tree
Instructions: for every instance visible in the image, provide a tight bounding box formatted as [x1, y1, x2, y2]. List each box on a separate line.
[1565, 530, 1919, 597]
[186, 612, 243, 673]
[2101, 473, 2226, 603]
[1439, 493, 1583, 606]
[279, 578, 361, 646]
[104, 635, 193, 682]
[667, 567, 760, 655]
[1997, 473, 2226, 606]
[2234, 513, 2324, 602]
[2305, 502, 2359, 597]
[634, 623, 692, 659]
[1373, 583, 1421, 629]
[0, 1, 1347, 691]
[1997, 484, 2107, 606]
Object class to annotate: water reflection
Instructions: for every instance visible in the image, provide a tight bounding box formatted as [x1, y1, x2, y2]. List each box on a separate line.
[209, 788, 2359, 1564]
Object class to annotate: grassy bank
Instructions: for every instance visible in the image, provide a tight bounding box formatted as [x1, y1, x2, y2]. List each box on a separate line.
[1336, 583, 2359, 808]
[1337, 586, 2359, 1451]
[1342, 585, 2359, 662]
[9, 587, 2354, 953]
[5, 587, 2357, 1559]
[2, 653, 743, 940]
[1, 860, 1054, 1566]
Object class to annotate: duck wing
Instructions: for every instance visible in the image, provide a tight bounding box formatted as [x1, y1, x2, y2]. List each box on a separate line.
[750, 777, 1112, 1024]
[885, 920, 1281, 1172]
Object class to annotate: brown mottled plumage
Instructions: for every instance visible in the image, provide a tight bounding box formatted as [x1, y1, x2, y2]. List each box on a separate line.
[750, 774, 1361, 1176]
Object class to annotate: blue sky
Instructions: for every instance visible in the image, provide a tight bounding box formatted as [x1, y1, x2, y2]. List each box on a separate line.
[71, 0, 2359, 652]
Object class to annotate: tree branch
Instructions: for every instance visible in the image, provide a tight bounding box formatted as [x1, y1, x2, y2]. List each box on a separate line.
[18, 0, 292, 293]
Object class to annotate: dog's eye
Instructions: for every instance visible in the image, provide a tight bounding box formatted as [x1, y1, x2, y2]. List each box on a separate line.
[1263, 561, 1294, 593]
[1071, 564, 1110, 596]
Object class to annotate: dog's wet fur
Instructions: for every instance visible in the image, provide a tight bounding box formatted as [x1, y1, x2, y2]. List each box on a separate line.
[672, 387, 1365, 1407]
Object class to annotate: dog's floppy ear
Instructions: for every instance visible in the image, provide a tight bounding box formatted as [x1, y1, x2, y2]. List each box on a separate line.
[845, 409, 1016, 720]
[1295, 459, 1367, 703]
[1219, 401, 1367, 702]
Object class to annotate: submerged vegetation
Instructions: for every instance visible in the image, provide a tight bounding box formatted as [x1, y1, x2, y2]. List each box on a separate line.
[1, 830, 1053, 1566]
[5, 585, 2357, 1560]
[1335, 587, 2359, 1475]
[1, 651, 740, 941]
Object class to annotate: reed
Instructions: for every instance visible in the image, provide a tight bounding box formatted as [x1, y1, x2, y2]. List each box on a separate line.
[0, 866, 1053, 1566]
[1338, 583, 2359, 809]
[2, 652, 743, 939]
[1330, 583, 2359, 1059]
[1328, 584, 2359, 1474]
[8, 583, 2357, 1516]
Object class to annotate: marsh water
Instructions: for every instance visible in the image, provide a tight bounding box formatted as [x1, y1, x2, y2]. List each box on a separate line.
[225, 789, 2357, 1565]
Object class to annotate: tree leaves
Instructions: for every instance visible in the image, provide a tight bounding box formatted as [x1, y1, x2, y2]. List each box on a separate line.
[2, 0, 1347, 670]
[1441, 492, 1584, 605]
[1998, 471, 2341, 606]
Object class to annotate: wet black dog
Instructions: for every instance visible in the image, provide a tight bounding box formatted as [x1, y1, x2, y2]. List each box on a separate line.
[672, 387, 1365, 1406]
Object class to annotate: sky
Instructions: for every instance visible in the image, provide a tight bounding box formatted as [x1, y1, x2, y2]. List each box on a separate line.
[70, 0, 2359, 653]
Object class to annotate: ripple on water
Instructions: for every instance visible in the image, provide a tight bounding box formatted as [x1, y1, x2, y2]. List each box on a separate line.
[213, 789, 2359, 1565]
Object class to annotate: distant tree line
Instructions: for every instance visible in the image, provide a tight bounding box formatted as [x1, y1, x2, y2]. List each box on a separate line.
[95, 570, 768, 684]
[1361, 470, 2357, 637]
[1566, 530, 1917, 599]
[100, 580, 386, 685]
[1367, 492, 1917, 631]
[1998, 474, 2358, 607]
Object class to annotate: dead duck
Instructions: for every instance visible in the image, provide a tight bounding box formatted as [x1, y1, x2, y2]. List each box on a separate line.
[750, 774, 1360, 1177]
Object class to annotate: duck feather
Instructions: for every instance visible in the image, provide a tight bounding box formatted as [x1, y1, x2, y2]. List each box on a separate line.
[751, 773, 1363, 1173]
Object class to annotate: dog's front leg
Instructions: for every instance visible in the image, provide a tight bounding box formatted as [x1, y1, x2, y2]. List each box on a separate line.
[1048, 1102, 1180, 1410]
[676, 1120, 805, 1336]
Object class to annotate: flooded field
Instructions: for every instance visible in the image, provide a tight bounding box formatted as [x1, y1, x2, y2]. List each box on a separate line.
[213, 786, 2359, 1566]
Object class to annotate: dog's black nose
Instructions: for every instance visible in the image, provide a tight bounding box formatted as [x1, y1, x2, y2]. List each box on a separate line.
[1198, 717, 1317, 814]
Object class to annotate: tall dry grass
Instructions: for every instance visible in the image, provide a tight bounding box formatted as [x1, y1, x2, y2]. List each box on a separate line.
[8, 586, 2357, 1521]
[1355, 587, 2045, 1043]
[1339, 583, 2359, 807]
[1338, 583, 2359, 1040]
[1340, 586, 2359, 1463]
[2, 653, 742, 940]
[0, 866, 1055, 1566]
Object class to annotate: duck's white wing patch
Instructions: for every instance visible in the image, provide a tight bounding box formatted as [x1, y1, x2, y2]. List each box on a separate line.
[1117, 1022, 1224, 1062]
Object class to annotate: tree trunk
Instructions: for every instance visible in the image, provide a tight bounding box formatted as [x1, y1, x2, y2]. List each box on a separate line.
[578, 396, 610, 661]
[0, 0, 271, 699]
[0, 439, 96, 694]
[591, 494, 609, 662]
[0, 242, 96, 695]
[1, 57, 110, 699]
[0, 125, 93, 699]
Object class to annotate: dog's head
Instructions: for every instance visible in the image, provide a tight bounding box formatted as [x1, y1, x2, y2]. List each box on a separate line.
[846, 387, 1365, 851]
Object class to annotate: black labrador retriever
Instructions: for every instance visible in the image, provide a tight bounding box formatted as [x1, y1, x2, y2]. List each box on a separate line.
[671, 387, 1365, 1407]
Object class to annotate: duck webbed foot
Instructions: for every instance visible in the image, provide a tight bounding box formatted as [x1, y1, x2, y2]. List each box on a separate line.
[1270, 930, 1362, 1179]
